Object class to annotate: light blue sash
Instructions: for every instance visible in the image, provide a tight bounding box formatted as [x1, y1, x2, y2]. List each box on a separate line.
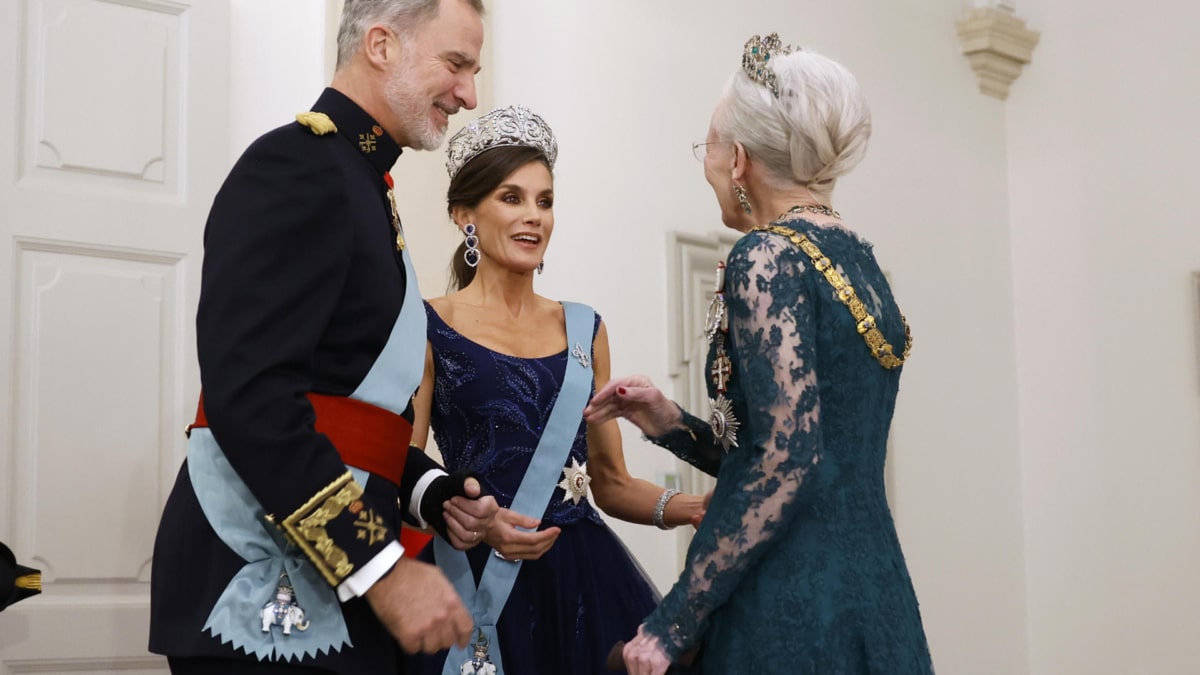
[351, 244, 427, 413]
[436, 302, 595, 675]
[190, 243, 426, 661]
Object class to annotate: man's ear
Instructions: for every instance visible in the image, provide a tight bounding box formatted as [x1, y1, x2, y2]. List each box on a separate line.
[363, 24, 396, 70]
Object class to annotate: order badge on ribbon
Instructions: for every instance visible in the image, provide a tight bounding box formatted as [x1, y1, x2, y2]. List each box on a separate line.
[460, 628, 497, 675]
[259, 572, 311, 636]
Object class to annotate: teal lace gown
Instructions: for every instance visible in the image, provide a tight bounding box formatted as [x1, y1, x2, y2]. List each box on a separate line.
[646, 218, 934, 674]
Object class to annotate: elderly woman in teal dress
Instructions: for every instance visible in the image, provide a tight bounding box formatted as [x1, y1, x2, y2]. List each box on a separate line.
[585, 35, 935, 674]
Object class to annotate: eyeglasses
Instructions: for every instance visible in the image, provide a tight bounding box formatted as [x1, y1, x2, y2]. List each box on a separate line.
[692, 141, 732, 162]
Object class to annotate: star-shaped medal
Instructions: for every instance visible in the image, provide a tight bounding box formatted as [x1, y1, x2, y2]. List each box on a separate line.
[557, 458, 591, 505]
[709, 395, 741, 451]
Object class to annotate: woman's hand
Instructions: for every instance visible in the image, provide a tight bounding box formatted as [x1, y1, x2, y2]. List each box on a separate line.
[623, 625, 672, 675]
[483, 507, 561, 561]
[691, 488, 714, 529]
[441, 476, 499, 550]
[583, 375, 682, 438]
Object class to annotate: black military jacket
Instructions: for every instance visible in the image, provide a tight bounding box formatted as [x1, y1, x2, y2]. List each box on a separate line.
[151, 89, 428, 674]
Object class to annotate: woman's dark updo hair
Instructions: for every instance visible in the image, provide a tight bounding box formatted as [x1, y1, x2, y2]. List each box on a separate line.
[447, 145, 552, 291]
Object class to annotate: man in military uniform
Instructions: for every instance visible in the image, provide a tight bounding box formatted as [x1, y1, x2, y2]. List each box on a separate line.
[149, 1, 495, 673]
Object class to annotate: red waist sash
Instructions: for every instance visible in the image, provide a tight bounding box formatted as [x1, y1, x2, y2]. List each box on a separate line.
[188, 392, 411, 487]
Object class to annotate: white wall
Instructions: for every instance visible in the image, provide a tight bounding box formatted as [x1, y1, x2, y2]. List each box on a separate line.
[228, 0, 330, 163]
[489, 2, 1028, 673]
[1007, 3, 1200, 673]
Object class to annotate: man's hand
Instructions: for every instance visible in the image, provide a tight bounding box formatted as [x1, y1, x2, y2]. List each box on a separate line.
[364, 556, 473, 654]
[441, 476, 499, 550]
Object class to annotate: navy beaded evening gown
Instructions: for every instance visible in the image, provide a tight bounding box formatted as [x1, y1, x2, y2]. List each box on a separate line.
[406, 302, 660, 675]
[644, 218, 934, 674]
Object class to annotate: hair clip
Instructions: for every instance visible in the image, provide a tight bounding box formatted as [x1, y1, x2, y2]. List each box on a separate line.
[742, 33, 799, 98]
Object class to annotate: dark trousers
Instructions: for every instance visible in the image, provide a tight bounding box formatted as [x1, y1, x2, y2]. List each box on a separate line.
[167, 656, 335, 675]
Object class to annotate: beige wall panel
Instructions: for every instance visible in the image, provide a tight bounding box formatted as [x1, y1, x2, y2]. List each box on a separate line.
[12, 241, 182, 583]
[22, 0, 185, 196]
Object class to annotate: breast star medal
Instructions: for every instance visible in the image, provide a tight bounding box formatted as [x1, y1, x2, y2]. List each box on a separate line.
[709, 394, 741, 451]
[557, 457, 591, 505]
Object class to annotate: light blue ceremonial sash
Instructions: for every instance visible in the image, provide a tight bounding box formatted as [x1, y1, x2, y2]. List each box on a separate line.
[436, 301, 595, 675]
[190, 243, 426, 661]
[350, 243, 427, 413]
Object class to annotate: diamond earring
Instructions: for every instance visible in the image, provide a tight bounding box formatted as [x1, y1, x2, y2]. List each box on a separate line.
[733, 185, 752, 215]
[463, 224, 480, 268]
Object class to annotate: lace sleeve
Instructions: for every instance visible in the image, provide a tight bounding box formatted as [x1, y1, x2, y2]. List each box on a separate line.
[642, 232, 824, 658]
[644, 407, 724, 477]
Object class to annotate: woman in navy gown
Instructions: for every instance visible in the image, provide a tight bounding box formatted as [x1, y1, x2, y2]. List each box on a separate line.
[404, 105, 706, 675]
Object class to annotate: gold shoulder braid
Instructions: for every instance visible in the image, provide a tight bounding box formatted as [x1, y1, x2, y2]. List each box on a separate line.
[753, 224, 912, 369]
[296, 111, 337, 136]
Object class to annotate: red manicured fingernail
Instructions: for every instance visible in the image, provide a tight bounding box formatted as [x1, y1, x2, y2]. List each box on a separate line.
[617, 387, 627, 395]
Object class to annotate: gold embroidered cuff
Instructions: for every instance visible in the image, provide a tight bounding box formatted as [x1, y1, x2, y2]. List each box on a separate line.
[280, 471, 364, 586]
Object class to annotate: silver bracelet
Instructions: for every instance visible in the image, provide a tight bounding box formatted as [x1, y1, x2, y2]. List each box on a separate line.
[652, 488, 681, 530]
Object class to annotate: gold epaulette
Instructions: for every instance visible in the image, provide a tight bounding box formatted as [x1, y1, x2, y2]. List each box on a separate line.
[296, 112, 337, 136]
[280, 471, 363, 586]
[15, 572, 40, 592]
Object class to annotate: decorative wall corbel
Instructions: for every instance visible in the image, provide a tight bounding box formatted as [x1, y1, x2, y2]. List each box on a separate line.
[956, 3, 1040, 100]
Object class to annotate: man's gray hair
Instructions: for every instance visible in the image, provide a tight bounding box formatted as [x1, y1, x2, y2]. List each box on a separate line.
[715, 48, 871, 196]
[335, 0, 485, 71]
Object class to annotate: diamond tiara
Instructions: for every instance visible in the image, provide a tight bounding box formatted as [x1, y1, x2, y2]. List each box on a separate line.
[742, 33, 799, 98]
[446, 105, 558, 180]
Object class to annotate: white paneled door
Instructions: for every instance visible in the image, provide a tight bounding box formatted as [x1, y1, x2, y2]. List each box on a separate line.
[0, 0, 229, 671]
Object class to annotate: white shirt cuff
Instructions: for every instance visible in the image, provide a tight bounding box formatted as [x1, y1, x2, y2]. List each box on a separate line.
[408, 469, 448, 529]
[335, 541, 403, 602]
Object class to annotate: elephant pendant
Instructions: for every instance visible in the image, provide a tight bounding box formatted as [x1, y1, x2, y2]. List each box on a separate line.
[460, 628, 497, 675]
[260, 573, 311, 636]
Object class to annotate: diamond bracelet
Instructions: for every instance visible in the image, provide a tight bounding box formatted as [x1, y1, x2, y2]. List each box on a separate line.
[652, 488, 681, 530]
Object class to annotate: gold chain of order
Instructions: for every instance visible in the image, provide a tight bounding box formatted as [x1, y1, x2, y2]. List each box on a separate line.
[752, 224, 911, 370]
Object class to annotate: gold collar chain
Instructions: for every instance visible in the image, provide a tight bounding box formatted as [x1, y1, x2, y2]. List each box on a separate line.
[753, 224, 911, 370]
